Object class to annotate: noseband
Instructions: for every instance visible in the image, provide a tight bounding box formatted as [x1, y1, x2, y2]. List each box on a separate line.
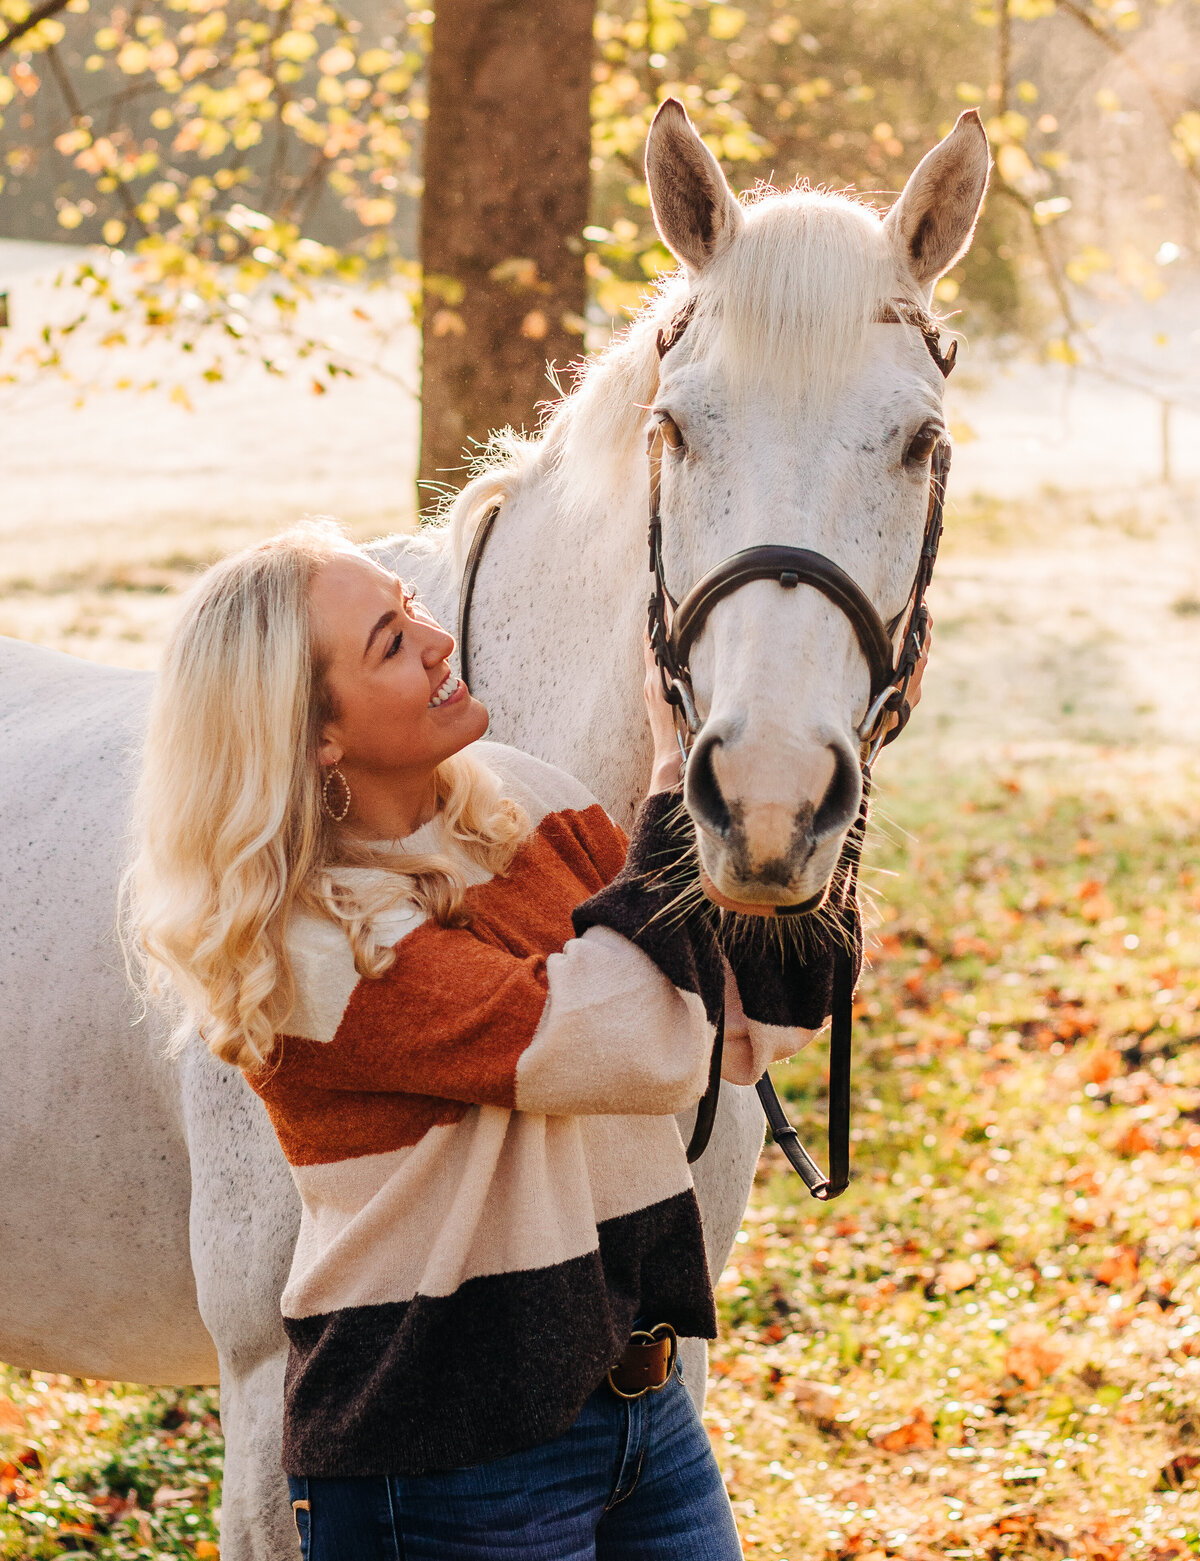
[647, 295, 954, 1198]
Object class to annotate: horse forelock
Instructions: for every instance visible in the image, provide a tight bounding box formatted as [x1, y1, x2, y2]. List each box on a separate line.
[441, 183, 924, 556]
[690, 185, 915, 400]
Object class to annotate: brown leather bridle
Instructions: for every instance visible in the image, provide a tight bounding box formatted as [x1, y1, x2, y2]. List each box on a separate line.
[646, 295, 955, 1197]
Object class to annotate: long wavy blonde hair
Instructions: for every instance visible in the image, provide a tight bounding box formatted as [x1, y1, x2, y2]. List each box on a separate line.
[123, 519, 529, 1072]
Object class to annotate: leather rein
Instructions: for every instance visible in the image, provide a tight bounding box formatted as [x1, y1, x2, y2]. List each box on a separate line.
[457, 296, 955, 1201]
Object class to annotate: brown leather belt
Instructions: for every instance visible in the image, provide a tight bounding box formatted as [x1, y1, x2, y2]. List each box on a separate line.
[606, 1323, 678, 1400]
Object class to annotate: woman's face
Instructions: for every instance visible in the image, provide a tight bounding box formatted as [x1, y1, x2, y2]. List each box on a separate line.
[310, 550, 489, 781]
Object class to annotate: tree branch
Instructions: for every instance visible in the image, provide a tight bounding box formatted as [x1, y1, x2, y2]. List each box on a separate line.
[0, 0, 71, 58]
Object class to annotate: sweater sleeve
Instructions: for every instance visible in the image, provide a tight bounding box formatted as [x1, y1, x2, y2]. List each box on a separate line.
[275, 792, 726, 1119]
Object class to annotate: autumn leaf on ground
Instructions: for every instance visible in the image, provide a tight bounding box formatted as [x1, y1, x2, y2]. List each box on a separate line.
[789, 1380, 842, 1420]
[1115, 1122, 1156, 1156]
[1083, 1048, 1122, 1085]
[1095, 1246, 1141, 1286]
[0, 1398, 24, 1433]
[1005, 1328, 1065, 1388]
[870, 1406, 935, 1451]
[939, 1259, 978, 1293]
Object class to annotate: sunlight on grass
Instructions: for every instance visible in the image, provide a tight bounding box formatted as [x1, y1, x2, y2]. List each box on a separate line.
[707, 751, 1200, 1558]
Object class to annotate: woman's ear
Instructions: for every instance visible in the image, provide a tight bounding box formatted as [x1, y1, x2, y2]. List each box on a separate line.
[317, 735, 343, 768]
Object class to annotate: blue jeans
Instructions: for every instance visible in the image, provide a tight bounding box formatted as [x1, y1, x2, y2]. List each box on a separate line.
[285, 1369, 740, 1560]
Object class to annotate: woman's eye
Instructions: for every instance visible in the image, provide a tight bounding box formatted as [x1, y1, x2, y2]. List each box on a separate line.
[383, 631, 403, 660]
[905, 425, 940, 465]
[657, 413, 685, 453]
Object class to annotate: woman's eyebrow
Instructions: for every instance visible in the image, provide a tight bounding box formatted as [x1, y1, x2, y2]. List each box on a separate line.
[364, 609, 398, 659]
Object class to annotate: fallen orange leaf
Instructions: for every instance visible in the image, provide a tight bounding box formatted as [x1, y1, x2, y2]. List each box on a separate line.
[940, 1259, 978, 1293]
[870, 1406, 935, 1452]
[1095, 1246, 1140, 1287]
[1005, 1337, 1064, 1388]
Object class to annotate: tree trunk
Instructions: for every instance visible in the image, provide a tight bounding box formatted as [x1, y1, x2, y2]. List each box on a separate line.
[418, 0, 594, 507]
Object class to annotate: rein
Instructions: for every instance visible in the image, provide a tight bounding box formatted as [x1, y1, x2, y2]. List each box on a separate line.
[456, 294, 955, 1200]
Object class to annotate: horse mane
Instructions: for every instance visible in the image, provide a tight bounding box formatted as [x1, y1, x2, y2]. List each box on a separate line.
[440, 182, 919, 566]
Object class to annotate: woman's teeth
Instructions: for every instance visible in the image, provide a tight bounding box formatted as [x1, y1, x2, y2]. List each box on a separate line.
[428, 673, 460, 709]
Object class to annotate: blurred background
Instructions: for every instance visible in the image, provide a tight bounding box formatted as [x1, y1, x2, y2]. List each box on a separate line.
[4, 5, 1200, 1559]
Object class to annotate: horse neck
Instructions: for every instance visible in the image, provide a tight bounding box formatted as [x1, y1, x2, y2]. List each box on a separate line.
[469, 415, 655, 828]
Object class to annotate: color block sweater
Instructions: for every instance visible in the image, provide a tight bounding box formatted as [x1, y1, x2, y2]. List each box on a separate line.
[244, 742, 858, 1478]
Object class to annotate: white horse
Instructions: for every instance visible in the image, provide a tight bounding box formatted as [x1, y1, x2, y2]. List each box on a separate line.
[0, 102, 988, 1559]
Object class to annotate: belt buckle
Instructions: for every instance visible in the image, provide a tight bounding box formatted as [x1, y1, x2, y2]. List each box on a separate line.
[606, 1322, 679, 1401]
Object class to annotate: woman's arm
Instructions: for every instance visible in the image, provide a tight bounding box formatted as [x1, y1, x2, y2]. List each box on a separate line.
[279, 789, 725, 1118]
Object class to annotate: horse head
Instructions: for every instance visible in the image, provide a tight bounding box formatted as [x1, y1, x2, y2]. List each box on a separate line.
[642, 98, 990, 910]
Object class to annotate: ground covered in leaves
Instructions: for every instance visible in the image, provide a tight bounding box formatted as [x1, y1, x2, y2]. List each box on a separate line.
[2, 746, 1198, 1559]
[707, 747, 1200, 1559]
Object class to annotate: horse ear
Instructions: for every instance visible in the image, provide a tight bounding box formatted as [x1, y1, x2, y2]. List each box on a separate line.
[645, 98, 744, 273]
[885, 110, 991, 294]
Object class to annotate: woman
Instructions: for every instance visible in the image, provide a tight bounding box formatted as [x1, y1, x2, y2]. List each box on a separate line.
[125, 518, 861, 1560]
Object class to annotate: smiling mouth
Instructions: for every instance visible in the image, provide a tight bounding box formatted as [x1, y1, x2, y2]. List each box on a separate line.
[428, 670, 461, 709]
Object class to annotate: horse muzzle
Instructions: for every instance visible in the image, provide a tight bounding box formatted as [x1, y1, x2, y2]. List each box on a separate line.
[684, 725, 861, 908]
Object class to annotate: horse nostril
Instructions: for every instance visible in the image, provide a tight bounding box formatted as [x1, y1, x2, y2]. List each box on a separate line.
[813, 742, 862, 844]
[685, 729, 732, 840]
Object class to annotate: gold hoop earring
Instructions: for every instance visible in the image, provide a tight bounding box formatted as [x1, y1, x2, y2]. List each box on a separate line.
[321, 765, 351, 822]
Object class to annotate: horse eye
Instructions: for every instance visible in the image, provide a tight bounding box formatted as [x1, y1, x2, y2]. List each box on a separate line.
[657, 413, 686, 453]
[905, 424, 940, 465]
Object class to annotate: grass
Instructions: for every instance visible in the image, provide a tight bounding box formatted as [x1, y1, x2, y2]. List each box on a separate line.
[2, 747, 1198, 1558]
[707, 748, 1200, 1558]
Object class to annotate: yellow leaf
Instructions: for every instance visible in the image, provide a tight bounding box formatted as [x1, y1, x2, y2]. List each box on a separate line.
[1095, 87, 1121, 113]
[23, 15, 64, 48]
[431, 308, 465, 337]
[196, 1542, 220, 1557]
[170, 383, 194, 411]
[1045, 337, 1079, 365]
[116, 39, 149, 73]
[1017, 79, 1038, 103]
[596, 277, 650, 317]
[357, 47, 392, 75]
[193, 10, 225, 44]
[56, 202, 83, 229]
[955, 82, 983, 104]
[520, 309, 548, 340]
[102, 218, 125, 244]
[273, 29, 317, 62]
[949, 420, 977, 445]
[709, 5, 746, 39]
[997, 143, 1033, 184]
[319, 43, 355, 75]
[356, 197, 395, 227]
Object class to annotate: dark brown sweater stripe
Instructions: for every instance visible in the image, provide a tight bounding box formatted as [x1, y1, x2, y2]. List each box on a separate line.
[277, 1191, 715, 1477]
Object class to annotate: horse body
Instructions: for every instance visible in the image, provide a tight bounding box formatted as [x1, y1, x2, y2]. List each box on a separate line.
[0, 103, 988, 1559]
[0, 640, 214, 1383]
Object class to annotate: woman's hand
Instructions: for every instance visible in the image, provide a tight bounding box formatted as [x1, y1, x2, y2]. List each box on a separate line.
[644, 633, 684, 794]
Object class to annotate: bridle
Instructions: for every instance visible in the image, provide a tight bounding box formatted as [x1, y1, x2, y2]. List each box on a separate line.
[646, 294, 955, 1198]
[457, 295, 955, 1201]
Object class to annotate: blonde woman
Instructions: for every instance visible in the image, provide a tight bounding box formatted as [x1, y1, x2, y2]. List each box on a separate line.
[126, 519, 859, 1560]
